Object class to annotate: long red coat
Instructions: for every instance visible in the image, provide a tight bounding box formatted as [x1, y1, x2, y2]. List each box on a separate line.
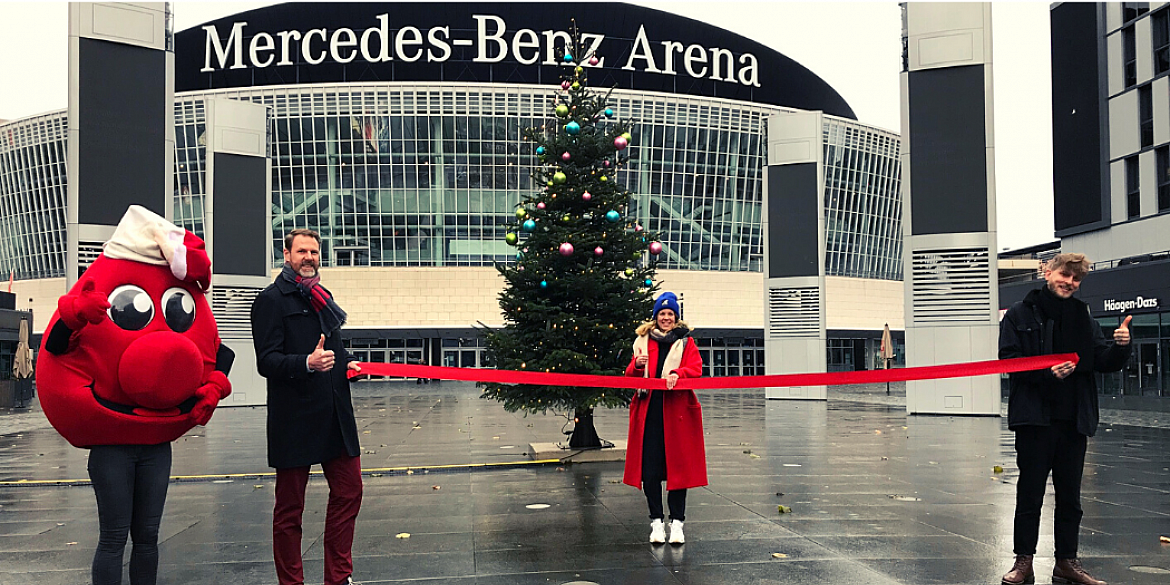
[622, 335, 707, 491]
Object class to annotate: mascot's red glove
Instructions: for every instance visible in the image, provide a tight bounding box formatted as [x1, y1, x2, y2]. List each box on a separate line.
[190, 370, 232, 426]
[57, 280, 110, 331]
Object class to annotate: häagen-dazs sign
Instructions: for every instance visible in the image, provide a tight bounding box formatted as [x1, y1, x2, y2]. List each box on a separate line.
[200, 15, 762, 87]
[1103, 297, 1159, 312]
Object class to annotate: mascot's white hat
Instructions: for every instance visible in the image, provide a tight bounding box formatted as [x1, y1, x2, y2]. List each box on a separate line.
[102, 205, 212, 290]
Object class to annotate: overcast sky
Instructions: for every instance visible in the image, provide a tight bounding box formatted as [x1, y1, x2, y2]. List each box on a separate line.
[0, 2, 1054, 250]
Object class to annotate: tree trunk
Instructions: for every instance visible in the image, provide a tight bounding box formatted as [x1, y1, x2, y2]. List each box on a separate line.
[568, 407, 603, 449]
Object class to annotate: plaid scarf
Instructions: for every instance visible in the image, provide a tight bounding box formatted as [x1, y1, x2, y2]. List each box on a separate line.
[281, 264, 347, 336]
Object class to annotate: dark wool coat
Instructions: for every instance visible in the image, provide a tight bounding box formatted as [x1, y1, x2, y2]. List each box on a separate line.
[999, 290, 1130, 437]
[251, 277, 360, 469]
[622, 335, 707, 491]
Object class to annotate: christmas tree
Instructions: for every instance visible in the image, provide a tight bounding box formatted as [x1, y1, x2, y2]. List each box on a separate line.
[480, 21, 662, 448]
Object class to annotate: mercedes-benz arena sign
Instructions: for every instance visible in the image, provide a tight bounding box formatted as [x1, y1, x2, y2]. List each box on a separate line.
[175, 2, 855, 119]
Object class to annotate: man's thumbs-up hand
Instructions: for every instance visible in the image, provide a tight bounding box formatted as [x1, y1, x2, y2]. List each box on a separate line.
[307, 333, 336, 372]
[1113, 315, 1132, 346]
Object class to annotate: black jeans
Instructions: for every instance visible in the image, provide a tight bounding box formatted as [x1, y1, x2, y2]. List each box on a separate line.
[644, 481, 687, 522]
[88, 443, 172, 585]
[1013, 422, 1086, 559]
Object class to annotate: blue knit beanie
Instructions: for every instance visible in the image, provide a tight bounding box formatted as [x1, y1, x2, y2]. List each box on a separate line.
[652, 292, 681, 320]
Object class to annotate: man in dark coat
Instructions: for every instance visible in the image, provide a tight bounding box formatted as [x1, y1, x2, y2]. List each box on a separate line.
[999, 253, 1131, 585]
[251, 229, 363, 585]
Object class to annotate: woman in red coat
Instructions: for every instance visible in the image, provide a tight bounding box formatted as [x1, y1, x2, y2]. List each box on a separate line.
[623, 291, 706, 545]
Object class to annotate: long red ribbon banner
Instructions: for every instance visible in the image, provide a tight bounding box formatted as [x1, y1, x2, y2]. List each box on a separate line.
[348, 353, 1078, 391]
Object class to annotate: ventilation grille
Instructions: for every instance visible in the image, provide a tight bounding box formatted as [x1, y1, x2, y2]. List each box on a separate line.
[766, 287, 820, 338]
[211, 286, 264, 340]
[77, 241, 104, 271]
[910, 247, 992, 323]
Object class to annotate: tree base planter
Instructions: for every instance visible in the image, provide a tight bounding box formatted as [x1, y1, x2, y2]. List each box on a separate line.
[529, 440, 627, 463]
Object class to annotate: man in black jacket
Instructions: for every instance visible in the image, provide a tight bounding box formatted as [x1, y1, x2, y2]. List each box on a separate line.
[251, 229, 363, 585]
[999, 253, 1131, 585]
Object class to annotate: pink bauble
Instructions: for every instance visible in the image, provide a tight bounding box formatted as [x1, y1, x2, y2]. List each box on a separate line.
[635, 224, 643, 232]
[582, 191, 592, 201]
[562, 152, 571, 161]
[537, 202, 546, 210]
[614, 136, 628, 150]
[594, 246, 604, 256]
[559, 242, 574, 256]
[589, 56, 599, 66]
[561, 80, 571, 90]
[603, 160, 611, 167]
[649, 241, 663, 255]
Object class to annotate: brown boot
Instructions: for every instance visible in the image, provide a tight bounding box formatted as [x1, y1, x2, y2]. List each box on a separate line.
[1053, 558, 1107, 585]
[1001, 555, 1034, 585]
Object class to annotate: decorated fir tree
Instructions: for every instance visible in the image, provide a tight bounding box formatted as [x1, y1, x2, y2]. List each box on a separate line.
[481, 22, 662, 448]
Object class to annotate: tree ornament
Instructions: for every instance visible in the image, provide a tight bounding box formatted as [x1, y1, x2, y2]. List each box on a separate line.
[536, 146, 545, 156]
[553, 171, 567, 184]
[603, 160, 611, 167]
[537, 202, 546, 210]
[559, 242, 574, 256]
[625, 268, 634, 276]
[516, 252, 523, 260]
[621, 132, 632, 141]
[562, 214, 571, 222]
[522, 219, 536, 232]
[540, 280, 548, 288]
[605, 210, 620, 223]
[594, 246, 604, 256]
[561, 151, 571, 161]
[599, 175, 608, 182]
[566, 121, 581, 135]
[590, 56, 600, 66]
[515, 208, 527, 219]
[505, 232, 518, 245]
[604, 107, 614, 117]
[547, 180, 554, 187]
[571, 81, 580, 89]
[575, 66, 583, 73]
[582, 191, 592, 201]
[632, 252, 642, 260]
[561, 80, 571, 90]
[563, 53, 573, 62]
[644, 279, 653, 286]
[614, 136, 628, 150]
[635, 224, 643, 232]
[649, 241, 663, 255]
[555, 104, 569, 118]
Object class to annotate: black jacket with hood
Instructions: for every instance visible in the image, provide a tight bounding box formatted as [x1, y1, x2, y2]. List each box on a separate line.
[999, 287, 1130, 437]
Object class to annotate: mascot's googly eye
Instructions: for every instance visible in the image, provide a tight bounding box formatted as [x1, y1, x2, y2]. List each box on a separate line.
[106, 285, 154, 330]
[162, 287, 196, 333]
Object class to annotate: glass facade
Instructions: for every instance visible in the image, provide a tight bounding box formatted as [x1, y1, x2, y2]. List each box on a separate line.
[0, 82, 902, 282]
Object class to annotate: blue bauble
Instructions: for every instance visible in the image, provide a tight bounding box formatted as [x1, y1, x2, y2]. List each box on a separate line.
[536, 146, 545, 155]
[644, 279, 653, 287]
[516, 252, 523, 260]
[563, 53, 573, 62]
[565, 121, 580, 135]
[604, 108, 614, 118]
[540, 280, 549, 288]
[521, 219, 536, 232]
[605, 210, 620, 223]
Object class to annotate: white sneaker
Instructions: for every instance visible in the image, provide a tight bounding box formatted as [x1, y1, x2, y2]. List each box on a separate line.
[649, 519, 666, 544]
[668, 519, 685, 544]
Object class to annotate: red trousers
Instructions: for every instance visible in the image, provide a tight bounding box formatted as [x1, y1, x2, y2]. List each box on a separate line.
[273, 454, 363, 585]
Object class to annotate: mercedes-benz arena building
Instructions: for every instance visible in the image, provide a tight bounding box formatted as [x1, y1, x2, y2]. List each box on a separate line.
[0, 2, 904, 376]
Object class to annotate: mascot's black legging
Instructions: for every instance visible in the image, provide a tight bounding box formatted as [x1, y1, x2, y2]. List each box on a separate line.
[88, 443, 171, 585]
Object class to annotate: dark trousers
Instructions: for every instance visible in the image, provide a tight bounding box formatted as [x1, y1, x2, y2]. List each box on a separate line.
[644, 481, 687, 522]
[274, 454, 363, 585]
[1013, 422, 1087, 559]
[88, 443, 172, 585]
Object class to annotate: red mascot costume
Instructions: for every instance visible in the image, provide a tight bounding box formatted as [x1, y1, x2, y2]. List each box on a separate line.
[37, 205, 232, 585]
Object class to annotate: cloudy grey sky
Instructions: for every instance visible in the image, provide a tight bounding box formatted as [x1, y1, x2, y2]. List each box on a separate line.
[0, 2, 1054, 250]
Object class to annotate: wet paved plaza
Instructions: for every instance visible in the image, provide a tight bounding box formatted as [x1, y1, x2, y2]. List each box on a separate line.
[1, 380, 1169, 584]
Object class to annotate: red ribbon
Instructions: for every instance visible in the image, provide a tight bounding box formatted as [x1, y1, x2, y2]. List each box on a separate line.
[349, 353, 1079, 391]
